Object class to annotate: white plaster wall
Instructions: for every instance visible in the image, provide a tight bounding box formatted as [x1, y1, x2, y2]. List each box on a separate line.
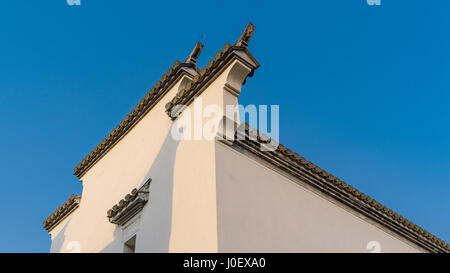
[164, 60, 246, 252]
[49, 75, 194, 252]
[49, 210, 79, 253]
[215, 142, 426, 253]
[49, 59, 248, 253]
[49, 54, 428, 252]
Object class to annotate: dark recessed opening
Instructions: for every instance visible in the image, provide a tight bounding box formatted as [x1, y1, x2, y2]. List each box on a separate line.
[123, 235, 136, 253]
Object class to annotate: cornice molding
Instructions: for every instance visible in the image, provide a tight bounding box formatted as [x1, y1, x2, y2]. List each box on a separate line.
[218, 123, 449, 253]
[43, 194, 81, 232]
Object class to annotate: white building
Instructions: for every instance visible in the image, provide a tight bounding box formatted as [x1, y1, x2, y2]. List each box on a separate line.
[43, 24, 449, 253]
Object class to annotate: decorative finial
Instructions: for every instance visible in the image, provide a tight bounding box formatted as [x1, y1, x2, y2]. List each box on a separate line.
[235, 23, 255, 47]
[185, 42, 204, 65]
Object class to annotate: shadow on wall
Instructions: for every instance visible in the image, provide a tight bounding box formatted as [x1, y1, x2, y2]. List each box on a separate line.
[100, 126, 183, 253]
[50, 219, 70, 253]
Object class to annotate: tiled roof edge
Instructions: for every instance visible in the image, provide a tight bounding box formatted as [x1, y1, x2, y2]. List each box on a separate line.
[224, 124, 449, 253]
[43, 194, 81, 232]
[73, 54, 201, 178]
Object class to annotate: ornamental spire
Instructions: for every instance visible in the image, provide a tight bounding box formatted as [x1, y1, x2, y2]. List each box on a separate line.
[184, 42, 204, 65]
[235, 22, 255, 47]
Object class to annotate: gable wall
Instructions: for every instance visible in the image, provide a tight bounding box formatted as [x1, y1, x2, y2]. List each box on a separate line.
[215, 142, 426, 253]
[49, 58, 248, 252]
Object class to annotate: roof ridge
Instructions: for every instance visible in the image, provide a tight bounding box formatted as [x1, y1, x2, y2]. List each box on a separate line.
[43, 194, 81, 232]
[165, 42, 234, 118]
[73, 44, 202, 178]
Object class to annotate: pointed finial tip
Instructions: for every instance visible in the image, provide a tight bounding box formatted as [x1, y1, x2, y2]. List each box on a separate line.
[236, 22, 256, 47]
[185, 42, 204, 65]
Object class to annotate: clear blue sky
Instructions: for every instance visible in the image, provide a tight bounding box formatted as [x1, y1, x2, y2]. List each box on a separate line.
[0, 0, 448, 252]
